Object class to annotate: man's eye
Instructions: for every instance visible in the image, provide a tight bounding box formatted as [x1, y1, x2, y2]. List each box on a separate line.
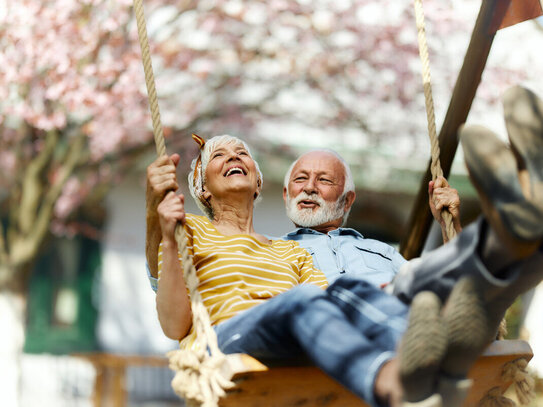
[238, 151, 248, 156]
[320, 178, 332, 183]
[212, 152, 223, 158]
[294, 177, 307, 182]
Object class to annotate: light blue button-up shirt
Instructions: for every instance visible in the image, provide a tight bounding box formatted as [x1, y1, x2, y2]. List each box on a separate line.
[147, 227, 407, 290]
[282, 227, 407, 286]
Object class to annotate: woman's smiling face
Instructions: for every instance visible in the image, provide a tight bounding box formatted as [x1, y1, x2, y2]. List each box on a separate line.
[202, 140, 260, 204]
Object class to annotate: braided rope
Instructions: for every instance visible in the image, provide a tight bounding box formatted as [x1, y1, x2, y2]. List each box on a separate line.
[502, 359, 535, 405]
[477, 359, 535, 407]
[133, 0, 234, 405]
[413, 0, 456, 241]
[478, 387, 516, 407]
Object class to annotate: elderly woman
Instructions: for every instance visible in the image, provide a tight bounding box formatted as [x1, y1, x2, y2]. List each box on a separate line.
[155, 134, 412, 407]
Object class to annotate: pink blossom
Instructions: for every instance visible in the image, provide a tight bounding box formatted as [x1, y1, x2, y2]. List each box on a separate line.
[54, 177, 82, 219]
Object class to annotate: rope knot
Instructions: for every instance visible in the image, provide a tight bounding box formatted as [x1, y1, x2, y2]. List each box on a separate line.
[168, 349, 235, 407]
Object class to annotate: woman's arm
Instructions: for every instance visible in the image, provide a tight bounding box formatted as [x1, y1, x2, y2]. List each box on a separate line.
[145, 154, 180, 278]
[156, 191, 192, 340]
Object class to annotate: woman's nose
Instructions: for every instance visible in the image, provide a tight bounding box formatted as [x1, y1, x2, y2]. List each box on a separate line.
[226, 152, 241, 161]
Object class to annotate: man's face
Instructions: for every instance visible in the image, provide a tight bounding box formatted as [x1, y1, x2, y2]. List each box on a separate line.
[283, 151, 352, 229]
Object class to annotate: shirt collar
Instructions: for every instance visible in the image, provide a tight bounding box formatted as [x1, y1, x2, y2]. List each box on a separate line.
[285, 227, 364, 238]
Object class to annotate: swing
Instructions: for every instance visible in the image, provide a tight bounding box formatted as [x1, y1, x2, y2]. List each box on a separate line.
[132, 0, 541, 405]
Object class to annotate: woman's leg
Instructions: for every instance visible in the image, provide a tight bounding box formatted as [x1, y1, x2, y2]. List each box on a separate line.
[325, 276, 408, 348]
[215, 281, 410, 407]
[290, 282, 407, 407]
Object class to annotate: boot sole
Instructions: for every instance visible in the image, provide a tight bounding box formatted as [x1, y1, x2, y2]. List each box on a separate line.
[400, 291, 447, 402]
[460, 125, 543, 258]
[503, 85, 543, 201]
[440, 277, 494, 378]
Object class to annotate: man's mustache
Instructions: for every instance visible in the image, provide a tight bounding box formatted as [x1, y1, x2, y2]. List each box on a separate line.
[295, 193, 324, 206]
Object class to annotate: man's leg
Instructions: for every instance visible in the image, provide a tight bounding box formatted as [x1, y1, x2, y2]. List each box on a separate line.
[390, 219, 493, 304]
[398, 85, 543, 407]
[392, 86, 543, 307]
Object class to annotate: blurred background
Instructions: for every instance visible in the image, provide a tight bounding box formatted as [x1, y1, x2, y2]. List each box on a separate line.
[1, 0, 542, 405]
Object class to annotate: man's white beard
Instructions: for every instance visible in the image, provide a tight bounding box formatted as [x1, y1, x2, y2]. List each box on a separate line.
[286, 191, 346, 228]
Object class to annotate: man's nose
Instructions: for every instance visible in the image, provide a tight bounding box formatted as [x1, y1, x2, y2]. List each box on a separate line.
[303, 177, 317, 194]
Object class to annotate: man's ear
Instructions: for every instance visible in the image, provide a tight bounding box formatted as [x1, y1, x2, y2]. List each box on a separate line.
[344, 191, 356, 212]
[282, 187, 287, 202]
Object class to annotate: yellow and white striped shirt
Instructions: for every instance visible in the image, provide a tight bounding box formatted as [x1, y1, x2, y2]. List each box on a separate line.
[157, 214, 328, 347]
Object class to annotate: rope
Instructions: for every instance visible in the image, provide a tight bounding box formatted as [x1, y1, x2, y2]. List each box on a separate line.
[497, 318, 508, 340]
[133, 0, 234, 405]
[478, 387, 516, 407]
[502, 359, 536, 405]
[413, 0, 457, 241]
[477, 359, 535, 407]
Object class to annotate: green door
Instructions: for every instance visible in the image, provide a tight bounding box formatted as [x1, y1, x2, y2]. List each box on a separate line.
[24, 235, 100, 354]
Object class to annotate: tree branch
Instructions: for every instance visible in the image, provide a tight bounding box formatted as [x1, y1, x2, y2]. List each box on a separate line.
[11, 132, 85, 268]
[17, 129, 58, 236]
[0, 220, 8, 265]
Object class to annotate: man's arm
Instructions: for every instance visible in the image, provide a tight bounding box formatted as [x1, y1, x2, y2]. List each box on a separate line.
[428, 176, 462, 243]
[146, 154, 180, 278]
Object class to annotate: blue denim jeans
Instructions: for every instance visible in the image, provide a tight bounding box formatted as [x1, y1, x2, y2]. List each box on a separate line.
[214, 276, 408, 407]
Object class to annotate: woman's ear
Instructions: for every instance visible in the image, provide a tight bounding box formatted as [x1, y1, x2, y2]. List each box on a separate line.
[254, 177, 262, 199]
[202, 185, 212, 204]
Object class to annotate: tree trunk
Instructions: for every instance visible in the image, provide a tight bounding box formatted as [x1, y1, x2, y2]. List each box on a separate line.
[0, 283, 26, 407]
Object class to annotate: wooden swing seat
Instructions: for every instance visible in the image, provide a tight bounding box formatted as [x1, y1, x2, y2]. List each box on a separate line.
[220, 339, 533, 407]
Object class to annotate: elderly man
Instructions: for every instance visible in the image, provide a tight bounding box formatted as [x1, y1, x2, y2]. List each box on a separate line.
[280, 148, 460, 287]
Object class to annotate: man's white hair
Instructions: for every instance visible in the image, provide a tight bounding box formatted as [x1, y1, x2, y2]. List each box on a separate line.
[188, 134, 263, 220]
[283, 149, 355, 194]
[283, 149, 355, 226]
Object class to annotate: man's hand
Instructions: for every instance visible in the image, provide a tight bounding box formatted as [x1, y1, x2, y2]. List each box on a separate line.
[428, 176, 462, 242]
[146, 153, 180, 278]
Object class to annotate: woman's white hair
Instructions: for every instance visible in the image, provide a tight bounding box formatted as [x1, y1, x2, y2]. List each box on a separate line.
[188, 134, 263, 220]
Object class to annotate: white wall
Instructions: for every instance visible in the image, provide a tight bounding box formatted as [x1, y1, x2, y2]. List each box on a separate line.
[97, 175, 178, 354]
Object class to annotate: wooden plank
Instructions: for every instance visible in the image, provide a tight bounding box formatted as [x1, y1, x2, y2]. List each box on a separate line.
[500, 0, 543, 30]
[400, 0, 512, 260]
[222, 340, 533, 407]
[221, 365, 368, 407]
